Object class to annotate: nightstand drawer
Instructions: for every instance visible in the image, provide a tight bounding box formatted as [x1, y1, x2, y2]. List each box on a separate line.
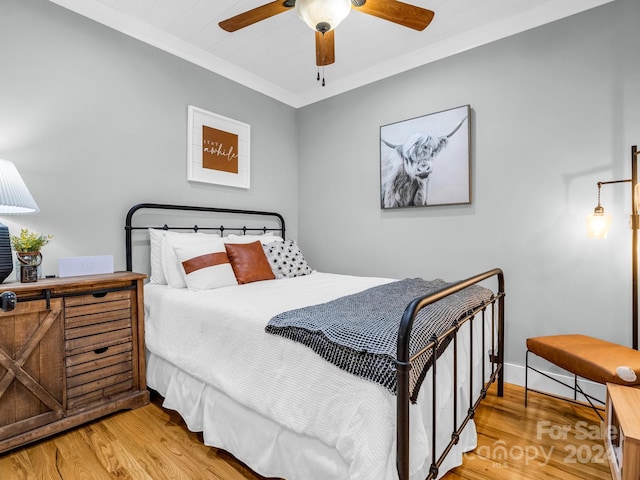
[66, 346, 134, 410]
[64, 288, 133, 355]
[65, 289, 133, 329]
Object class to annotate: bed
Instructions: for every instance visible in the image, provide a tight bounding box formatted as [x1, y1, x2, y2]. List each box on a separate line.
[124, 203, 505, 480]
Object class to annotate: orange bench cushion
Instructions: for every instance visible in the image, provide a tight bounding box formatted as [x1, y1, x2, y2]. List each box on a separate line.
[527, 334, 640, 386]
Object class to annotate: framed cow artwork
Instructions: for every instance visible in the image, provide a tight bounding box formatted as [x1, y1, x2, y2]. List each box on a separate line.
[380, 104, 470, 209]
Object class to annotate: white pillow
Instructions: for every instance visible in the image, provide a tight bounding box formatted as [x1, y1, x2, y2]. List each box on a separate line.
[148, 228, 167, 284]
[161, 231, 221, 288]
[173, 239, 238, 291]
[224, 232, 284, 244]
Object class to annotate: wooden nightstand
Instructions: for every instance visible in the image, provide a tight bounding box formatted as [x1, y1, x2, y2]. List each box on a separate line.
[0, 272, 149, 453]
[605, 383, 640, 480]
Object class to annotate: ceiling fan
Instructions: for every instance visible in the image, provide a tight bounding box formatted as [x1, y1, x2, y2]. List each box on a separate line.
[219, 0, 435, 83]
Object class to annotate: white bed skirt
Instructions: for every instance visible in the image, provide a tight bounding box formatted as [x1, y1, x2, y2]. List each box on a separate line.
[146, 344, 480, 480]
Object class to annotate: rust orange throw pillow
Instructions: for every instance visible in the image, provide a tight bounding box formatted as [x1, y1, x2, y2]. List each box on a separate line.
[225, 241, 276, 284]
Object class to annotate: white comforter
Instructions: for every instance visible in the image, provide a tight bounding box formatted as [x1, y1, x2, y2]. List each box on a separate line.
[144, 272, 482, 480]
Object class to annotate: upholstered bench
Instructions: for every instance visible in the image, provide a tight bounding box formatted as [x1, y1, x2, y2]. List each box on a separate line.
[525, 334, 640, 418]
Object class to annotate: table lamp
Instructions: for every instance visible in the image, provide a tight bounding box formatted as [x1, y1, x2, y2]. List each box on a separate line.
[0, 159, 40, 283]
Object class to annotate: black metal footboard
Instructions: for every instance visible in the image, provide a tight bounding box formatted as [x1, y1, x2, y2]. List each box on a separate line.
[396, 268, 505, 480]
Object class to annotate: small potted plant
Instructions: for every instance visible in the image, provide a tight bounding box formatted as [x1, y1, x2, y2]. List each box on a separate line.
[10, 228, 53, 283]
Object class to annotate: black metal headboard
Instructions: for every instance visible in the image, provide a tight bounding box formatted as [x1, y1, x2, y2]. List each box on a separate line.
[124, 203, 286, 272]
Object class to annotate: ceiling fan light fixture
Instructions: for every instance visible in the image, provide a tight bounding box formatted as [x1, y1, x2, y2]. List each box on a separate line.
[295, 0, 351, 33]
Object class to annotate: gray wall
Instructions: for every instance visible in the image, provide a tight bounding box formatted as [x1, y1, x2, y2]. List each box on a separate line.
[0, 0, 299, 275]
[297, 0, 640, 370]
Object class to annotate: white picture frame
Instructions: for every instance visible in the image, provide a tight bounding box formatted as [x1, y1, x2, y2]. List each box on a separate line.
[187, 105, 250, 189]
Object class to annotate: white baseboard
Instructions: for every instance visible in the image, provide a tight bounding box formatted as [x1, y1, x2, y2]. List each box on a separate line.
[502, 361, 606, 406]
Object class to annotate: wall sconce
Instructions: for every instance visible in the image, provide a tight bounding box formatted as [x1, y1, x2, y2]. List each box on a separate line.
[586, 182, 612, 238]
[0, 159, 40, 283]
[586, 145, 639, 349]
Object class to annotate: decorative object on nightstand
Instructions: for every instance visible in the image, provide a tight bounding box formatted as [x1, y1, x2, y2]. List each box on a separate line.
[58, 254, 114, 278]
[0, 159, 40, 283]
[10, 228, 52, 283]
[586, 145, 640, 350]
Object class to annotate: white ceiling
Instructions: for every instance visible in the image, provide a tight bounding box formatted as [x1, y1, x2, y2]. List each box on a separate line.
[49, 0, 614, 108]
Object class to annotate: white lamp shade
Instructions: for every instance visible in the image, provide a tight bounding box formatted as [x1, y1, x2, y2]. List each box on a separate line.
[586, 211, 611, 238]
[296, 0, 351, 32]
[0, 159, 39, 214]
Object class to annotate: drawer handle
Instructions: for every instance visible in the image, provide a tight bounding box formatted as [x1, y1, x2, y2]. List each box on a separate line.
[92, 292, 108, 298]
[94, 347, 109, 354]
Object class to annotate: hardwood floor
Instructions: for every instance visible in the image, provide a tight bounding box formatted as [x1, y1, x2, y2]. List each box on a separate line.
[447, 384, 611, 480]
[0, 383, 611, 479]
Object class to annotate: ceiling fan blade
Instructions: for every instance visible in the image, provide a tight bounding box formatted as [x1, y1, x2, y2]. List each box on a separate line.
[219, 1, 293, 32]
[315, 30, 335, 66]
[355, 0, 434, 31]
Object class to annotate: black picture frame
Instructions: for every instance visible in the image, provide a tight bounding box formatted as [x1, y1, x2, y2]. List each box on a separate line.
[380, 104, 471, 209]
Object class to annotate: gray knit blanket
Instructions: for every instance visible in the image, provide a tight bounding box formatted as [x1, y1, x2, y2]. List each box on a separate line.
[265, 278, 493, 401]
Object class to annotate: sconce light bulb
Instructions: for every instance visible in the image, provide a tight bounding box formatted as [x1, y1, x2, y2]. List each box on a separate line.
[586, 206, 611, 239]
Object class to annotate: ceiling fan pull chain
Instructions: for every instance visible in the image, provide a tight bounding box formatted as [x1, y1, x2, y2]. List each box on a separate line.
[317, 68, 320, 82]
[322, 66, 326, 87]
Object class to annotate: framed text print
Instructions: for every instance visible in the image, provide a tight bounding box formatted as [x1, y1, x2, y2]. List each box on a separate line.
[187, 105, 250, 188]
[380, 104, 470, 209]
